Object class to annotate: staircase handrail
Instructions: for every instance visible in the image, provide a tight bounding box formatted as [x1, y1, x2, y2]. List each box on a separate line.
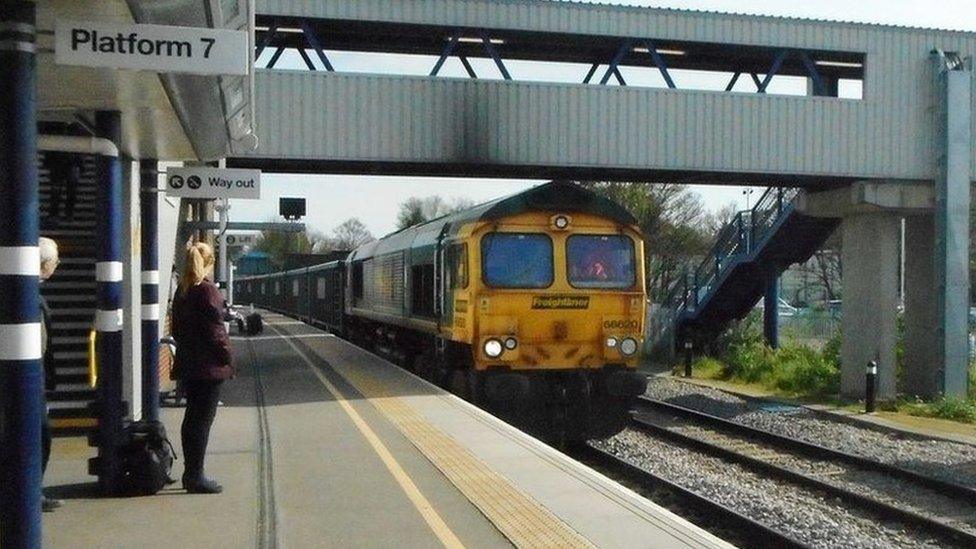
[666, 186, 799, 317]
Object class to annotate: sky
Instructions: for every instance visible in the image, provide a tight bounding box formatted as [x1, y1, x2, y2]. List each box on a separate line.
[229, 0, 976, 238]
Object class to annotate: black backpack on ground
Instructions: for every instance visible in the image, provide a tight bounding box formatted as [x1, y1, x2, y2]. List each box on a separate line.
[117, 420, 177, 496]
[246, 313, 263, 335]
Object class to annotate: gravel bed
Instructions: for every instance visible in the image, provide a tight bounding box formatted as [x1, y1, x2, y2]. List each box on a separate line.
[594, 429, 949, 548]
[648, 413, 976, 533]
[645, 377, 976, 486]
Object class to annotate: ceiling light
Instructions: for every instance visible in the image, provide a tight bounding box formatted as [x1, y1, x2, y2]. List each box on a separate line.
[632, 47, 686, 55]
[255, 26, 304, 34]
[814, 60, 863, 68]
[455, 37, 505, 44]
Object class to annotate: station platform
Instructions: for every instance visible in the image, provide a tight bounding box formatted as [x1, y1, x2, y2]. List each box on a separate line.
[42, 312, 732, 548]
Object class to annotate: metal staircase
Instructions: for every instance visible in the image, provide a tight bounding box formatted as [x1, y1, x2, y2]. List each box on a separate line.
[658, 187, 840, 347]
[39, 153, 98, 434]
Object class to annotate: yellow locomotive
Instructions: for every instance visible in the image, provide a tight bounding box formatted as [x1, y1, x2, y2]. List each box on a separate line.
[239, 181, 648, 440]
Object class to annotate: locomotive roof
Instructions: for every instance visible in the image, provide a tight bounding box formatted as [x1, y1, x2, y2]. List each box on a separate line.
[350, 181, 638, 262]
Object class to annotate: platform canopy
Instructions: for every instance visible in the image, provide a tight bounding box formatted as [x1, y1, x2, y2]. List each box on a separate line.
[34, 0, 255, 161]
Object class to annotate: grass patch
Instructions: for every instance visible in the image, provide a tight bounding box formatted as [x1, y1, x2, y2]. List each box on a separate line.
[682, 313, 976, 425]
[902, 397, 976, 423]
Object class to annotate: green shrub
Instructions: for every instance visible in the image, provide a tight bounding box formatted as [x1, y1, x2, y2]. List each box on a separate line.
[690, 356, 724, 379]
[769, 344, 840, 395]
[969, 359, 976, 402]
[723, 340, 775, 383]
[907, 397, 976, 423]
[822, 329, 841, 368]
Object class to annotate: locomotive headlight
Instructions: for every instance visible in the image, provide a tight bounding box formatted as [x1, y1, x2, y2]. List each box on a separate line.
[619, 337, 639, 356]
[484, 339, 504, 358]
[605, 336, 618, 348]
[551, 214, 571, 230]
[504, 337, 518, 350]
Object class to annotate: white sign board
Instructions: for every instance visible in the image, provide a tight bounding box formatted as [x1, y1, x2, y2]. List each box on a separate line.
[55, 20, 248, 76]
[165, 167, 261, 200]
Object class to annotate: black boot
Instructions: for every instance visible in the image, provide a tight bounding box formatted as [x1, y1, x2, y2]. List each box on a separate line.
[183, 474, 223, 494]
[42, 496, 63, 512]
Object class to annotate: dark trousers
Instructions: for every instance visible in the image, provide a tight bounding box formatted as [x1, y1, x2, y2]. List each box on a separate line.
[180, 380, 222, 480]
[41, 412, 50, 476]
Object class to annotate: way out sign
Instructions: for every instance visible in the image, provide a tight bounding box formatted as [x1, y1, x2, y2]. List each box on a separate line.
[55, 20, 248, 76]
[166, 167, 261, 200]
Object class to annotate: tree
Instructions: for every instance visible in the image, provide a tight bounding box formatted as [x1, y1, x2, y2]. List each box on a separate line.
[328, 218, 374, 250]
[396, 195, 476, 230]
[253, 221, 315, 269]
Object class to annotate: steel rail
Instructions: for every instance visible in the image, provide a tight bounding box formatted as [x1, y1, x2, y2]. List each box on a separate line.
[637, 397, 976, 501]
[635, 399, 976, 546]
[575, 444, 810, 549]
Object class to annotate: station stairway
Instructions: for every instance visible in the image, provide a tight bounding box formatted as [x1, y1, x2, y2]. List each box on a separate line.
[39, 153, 99, 434]
[657, 187, 840, 347]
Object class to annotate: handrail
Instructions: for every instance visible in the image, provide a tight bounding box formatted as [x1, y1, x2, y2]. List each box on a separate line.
[663, 186, 799, 317]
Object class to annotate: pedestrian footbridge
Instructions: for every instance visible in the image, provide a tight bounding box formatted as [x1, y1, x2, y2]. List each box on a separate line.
[232, 0, 976, 186]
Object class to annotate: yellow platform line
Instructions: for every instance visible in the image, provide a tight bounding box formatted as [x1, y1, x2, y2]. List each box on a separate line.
[273, 327, 594, 549]
[271, 327, 464, 549]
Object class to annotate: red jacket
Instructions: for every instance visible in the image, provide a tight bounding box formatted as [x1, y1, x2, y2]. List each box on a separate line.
[171, 280, 235, 381]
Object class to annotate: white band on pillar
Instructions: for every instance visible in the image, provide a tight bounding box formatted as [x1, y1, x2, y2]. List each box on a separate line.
[141, 304, 160, 320]
[95, 309, 124, 332]
[0, 246, 40, 276]
[141, 270, 159, 284]
[0, 323, 42, 360]
[96, 262, 124, 282]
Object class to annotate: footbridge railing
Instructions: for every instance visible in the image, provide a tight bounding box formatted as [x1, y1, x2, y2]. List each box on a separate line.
[652, 186, 800, 349]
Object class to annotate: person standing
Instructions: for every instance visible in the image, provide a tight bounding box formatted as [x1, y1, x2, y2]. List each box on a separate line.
[171, 242, 234, 494]
[38, 237, 63, 511]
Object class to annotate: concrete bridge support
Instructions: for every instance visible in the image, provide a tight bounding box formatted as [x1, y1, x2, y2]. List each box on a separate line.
[903, 215, 940, 398]
[798, 181, 946, 401]
[840, 212, 901, 400]
[932, 53, 972, 399]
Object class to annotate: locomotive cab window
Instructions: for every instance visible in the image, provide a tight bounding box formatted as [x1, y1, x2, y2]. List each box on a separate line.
[352, 261, 364, 299]
[482, 233, 553, 288]
[448, 243, 468, 289]
[411, 264, 435, 317]
[567, 234, 636, 289]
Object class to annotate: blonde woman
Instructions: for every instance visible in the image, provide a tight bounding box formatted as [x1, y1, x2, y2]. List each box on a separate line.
[171, 242, 234, 494]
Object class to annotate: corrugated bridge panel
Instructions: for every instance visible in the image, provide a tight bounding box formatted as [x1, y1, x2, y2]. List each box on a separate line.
[242, 0, 976, 183]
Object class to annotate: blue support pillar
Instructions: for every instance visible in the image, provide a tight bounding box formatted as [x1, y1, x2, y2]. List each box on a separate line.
[0, 2, 42, 546]
[763, 270, 780, 348]
[92, 111, 124, 494]
[140, 160, 160, 422]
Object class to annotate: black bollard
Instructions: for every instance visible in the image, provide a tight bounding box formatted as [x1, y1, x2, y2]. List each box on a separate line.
[683, 340, 693, 378]
[865, 360, 877, 413]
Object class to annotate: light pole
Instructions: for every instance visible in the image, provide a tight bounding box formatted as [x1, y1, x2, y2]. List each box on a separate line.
[742, 187, 755, 210]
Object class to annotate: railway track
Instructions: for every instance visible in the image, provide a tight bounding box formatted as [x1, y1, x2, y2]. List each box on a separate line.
[573, 443, 808, 548]
[632, 397, 976, 546]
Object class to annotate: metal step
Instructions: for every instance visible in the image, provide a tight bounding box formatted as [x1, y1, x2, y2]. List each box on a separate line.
[52, 336, 89, 346]
[54, 351, 88, 362]
[47, 400, 92, 410]
[56, 382, 93, 392]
